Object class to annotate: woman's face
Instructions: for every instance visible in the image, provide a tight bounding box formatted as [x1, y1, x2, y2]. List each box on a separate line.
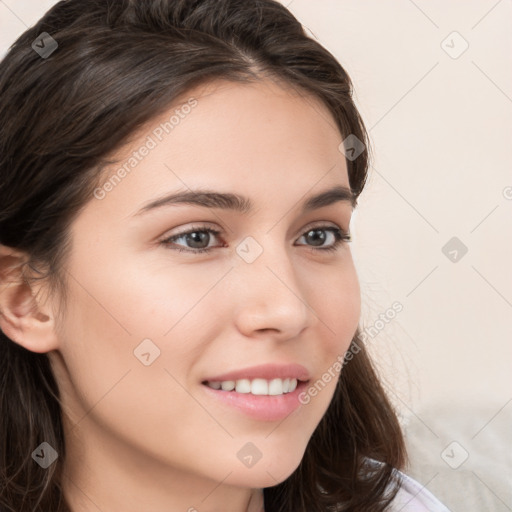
[48, 78, 361, 496]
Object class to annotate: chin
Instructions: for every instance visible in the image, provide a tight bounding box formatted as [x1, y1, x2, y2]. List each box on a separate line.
[224, 467, 296, 489]
[222, 450, 305, 489]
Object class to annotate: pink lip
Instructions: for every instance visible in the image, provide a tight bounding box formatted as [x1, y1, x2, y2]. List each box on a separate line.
[201, 379, 309, 422]
[201, 363, 311, 383]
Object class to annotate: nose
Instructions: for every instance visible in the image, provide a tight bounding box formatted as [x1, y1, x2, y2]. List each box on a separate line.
[232, 241, 315, 341]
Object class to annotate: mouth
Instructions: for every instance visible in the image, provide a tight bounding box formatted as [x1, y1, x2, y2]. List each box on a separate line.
[200, 362, 311, 397]
[200, 377, 311, 421]
[199, 363, 312, 421]
[201, 377, 309, 396]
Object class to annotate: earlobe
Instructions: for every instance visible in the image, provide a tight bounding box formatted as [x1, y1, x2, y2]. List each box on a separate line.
[0, 244, 59, 354]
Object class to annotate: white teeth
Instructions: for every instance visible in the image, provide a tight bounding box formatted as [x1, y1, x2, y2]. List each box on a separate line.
[206, 377, 299, 395]
[221, 380, 235, 391]
[251, 378, 268, 395]
[268, 378, 283, 395]
[235, 379, 251, 393]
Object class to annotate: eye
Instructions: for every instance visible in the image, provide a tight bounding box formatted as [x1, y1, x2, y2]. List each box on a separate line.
[159, 224, 223, 254]
[295, 226, 351, 253]
[159, 223, 351, 254]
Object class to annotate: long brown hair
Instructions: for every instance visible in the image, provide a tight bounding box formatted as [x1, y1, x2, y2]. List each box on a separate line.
[0, 1, 407, 510]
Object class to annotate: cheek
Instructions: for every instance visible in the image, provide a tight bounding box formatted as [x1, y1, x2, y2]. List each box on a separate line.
[290, 259, 360, 417]
[310, 257, 361, 355]
[54, 270, 214, 466]
[55, 251, 223, 419]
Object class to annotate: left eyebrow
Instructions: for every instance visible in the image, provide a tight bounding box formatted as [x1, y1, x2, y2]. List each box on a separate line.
[133, 184, 356, 217]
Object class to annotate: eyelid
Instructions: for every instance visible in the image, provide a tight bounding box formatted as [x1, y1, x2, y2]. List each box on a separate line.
[159, 223, 223, 244]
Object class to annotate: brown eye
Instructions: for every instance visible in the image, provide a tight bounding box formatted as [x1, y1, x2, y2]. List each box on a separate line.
[160, 226, 223, 254]
[296, 226, 351, 252]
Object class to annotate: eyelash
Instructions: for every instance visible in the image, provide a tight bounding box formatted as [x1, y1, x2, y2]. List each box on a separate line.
[159, 224, 351, 255]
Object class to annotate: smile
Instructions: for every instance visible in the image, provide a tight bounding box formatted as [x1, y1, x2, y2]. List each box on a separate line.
[203, 377, 299, 396]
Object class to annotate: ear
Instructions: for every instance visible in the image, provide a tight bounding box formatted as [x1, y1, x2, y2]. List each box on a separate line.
[0, 244, 59, 353]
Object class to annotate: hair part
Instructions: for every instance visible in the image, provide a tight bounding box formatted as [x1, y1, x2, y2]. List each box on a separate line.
[0, 1, 405, 510]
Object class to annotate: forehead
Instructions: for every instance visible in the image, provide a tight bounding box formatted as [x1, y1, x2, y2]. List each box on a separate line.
[91, 77, 351, 220]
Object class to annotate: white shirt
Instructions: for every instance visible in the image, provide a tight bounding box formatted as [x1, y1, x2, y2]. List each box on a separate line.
[390, 470, 451, 511]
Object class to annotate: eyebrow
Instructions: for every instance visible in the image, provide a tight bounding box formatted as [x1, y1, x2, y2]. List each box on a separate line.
[134, 184, 355, 217]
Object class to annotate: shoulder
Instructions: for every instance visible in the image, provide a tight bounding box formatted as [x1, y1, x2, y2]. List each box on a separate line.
[387, 470, 451, 512]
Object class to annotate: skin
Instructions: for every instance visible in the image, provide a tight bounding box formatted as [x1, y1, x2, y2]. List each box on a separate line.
[0, 77, 361, 512]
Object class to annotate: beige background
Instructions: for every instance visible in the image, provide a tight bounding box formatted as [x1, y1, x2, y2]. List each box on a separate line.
[1, 1, 511, 510]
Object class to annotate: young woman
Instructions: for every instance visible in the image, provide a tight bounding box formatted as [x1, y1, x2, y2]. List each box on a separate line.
[0, 1, 450, 511]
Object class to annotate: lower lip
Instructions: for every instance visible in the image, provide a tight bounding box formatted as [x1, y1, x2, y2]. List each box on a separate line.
[201, 380, 309, 422]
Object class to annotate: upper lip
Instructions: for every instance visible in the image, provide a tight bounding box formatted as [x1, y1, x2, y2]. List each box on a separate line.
[202, 363, 310, 383]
